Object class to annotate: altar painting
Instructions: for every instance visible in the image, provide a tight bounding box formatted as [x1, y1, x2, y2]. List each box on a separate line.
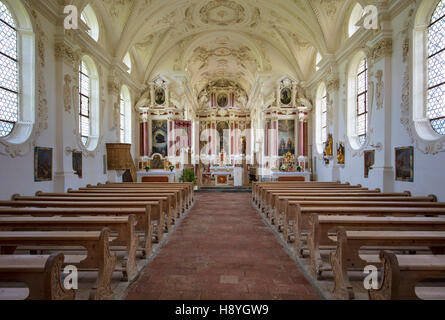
[278, 120, 295, 157]
[152, 120, 168, 156]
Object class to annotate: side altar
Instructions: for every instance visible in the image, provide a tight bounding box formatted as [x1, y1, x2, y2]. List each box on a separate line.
[269, 152, 312, 182]
[136, 153, 176, 182]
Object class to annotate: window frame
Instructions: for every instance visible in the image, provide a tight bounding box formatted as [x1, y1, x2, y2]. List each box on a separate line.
[426, 0, 445, 135]
[0, 3, 18, 138]
[0, 0, 36, 151]
[79, 61, 90, 146]
[356, 58, 368, 145]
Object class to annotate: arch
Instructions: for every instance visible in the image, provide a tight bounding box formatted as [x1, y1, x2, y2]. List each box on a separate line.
[120, 85, 132, 144]
[81, 4, 99, 42]
[347, 50, 368, 150]
[77, 55, 100, 152]
[315, 82, 327, 155]
[0, 0, 35, 145]
[348, 3, 364, 37]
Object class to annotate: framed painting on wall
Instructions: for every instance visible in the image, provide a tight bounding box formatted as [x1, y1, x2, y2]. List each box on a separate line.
[152, 120, 168, 156]
[395, 146, 414, 182]
[72, 151, 83, 178]
[364, 150, 375, 178]
[278, 120, 295, 157]
[34, 147, 53, 182]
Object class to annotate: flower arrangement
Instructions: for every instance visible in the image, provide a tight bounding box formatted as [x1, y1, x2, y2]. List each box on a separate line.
[296, 166, 303, 172]
[169, 165, 175, 172]
[280, 165, 287, 172]
[144, 166, 150, 172]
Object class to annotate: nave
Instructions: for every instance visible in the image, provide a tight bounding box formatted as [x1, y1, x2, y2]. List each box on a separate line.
[125, 192, 320, 300]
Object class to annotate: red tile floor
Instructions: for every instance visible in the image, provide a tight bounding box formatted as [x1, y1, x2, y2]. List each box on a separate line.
[125, 193, 321, 300]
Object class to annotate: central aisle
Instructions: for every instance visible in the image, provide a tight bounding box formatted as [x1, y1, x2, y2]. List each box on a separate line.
[125, 193, 320, 300]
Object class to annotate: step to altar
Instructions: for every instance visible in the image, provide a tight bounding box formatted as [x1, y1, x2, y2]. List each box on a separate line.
[196, 186, 252, 193]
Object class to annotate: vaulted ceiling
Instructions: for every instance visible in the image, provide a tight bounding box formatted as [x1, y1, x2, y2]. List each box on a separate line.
[73, 0, 368, 97]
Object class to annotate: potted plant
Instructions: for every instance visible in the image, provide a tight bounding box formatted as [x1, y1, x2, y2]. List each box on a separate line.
[180, 168, 197, 189]
[169, 165, 175, 172]
[144, 165, 150, 172]
[296, 166, 303, 172]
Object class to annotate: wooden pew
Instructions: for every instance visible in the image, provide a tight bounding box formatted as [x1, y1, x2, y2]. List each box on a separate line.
[0, 215, 139, 281]
[0, 200, 165, 243]
[369, 251, 445, 300]
[272, 194, 435, 225]
[0, 207, 153, 257]
[39, 191, 184, 218]
[252, 181, 345, 202]
[0, 229, 116, 300]
[260, 187, 371, 213]
[0, 253, 75, 300]
[94, 182, 194, 208]
[308, 214, 445, 279]
[257, 185, 366, 209]
[330, 228, 445, 299]
[290, 205, 445, 257]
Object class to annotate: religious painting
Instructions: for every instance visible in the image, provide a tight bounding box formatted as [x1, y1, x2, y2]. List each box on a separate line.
[150, 154, 166, 170]
[364, 150, 375, 178]
[395, 146, 414, 182]
[152, 120, 168, 156]
[217, 93, 228, 108]
[72, 151, 83, 178]
[337, 142, 345, 165]
[280, 87, 292, 105]
[34, 147, 53, 182]
[154, 87, 165, 105]
[278, 120, 295, 157]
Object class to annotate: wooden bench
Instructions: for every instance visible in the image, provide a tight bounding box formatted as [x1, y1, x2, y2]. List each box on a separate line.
[272, 194, 435, 225]
[41, 190, 184, 218]
[0, 207, 153, 257]
[0, 229, 116, 300]
[94, 182, 194, 208]
[290, 206, 445, 257]
[252, 181, 346, 203]
[0, 253, 75, 300]
[259, 187, 370, 214]
[0, 215, 139, 281]
[330, 228, 445, 299]
[369, 251, 445, 300]
[0, 200, 165, 243]
[308, 214, 445, 279]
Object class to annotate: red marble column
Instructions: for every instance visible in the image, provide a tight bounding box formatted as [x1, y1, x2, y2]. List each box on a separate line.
[298, 120, 304, 156]
[140, 121, 149, 157]
[303, 120, 308, 157]
[265, 121, 269, 156]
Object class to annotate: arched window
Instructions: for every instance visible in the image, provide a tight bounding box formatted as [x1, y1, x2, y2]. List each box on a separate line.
[349, 3, 364, 37]
[356, 58, 368, 145]
[427, 0, 445, 135]
[78, 56, 99, 151]
[315, 83, 327, 154]
[79, 60, 90, 145]
[347, 51, 368, 149]
[123, 52, 132, 74]
[0, 0, 35, 148]
[81, 4, 99, 42]
[315, 52, 322, 71]
[0, 1, 18, 137]
[119, 85, 132, 143]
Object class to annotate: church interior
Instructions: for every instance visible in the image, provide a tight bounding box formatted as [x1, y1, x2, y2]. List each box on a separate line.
[0, 0, 445, 302]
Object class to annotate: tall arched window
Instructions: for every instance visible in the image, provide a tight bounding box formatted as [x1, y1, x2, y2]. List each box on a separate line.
[347, 51, 368, 149]
[123, 52, 132, 74]
[427, 0, 445, 135]
[0, 1, 18, 137]
[349, 3, 364, 37]
[79, 60, 90, 145]
[356, 58, 368, 145]
[119, 85, 132, 144]
[78, 56, 99, 151]
[315, 83, 327, 154]
[81, 4, 99, 42]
